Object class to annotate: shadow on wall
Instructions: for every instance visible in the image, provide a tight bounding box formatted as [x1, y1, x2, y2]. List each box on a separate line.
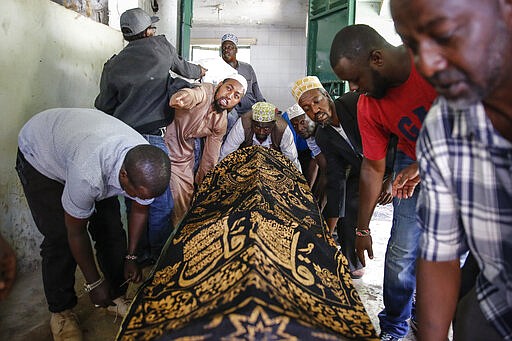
[50, 0, 109, 23]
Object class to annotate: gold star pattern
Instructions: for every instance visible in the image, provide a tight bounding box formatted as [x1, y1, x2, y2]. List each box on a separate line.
[226, 306, 296, 341]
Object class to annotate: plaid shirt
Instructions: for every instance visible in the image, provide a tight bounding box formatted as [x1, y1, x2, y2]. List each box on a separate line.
[417, 97, 512, 339]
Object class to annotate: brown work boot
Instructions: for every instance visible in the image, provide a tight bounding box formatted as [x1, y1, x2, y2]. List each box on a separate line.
[106, 296, 132, 318]
[50, 309, 83, 341]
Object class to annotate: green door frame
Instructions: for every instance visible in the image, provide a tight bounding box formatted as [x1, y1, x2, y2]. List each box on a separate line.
[307, 0, 355, 98]
[178, 0, 193, 60]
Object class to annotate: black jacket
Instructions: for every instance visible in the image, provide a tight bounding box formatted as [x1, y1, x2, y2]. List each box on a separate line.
[316, 92, 362, 218]
[95, 35, 200, 134]
[316, 92, 396, 218]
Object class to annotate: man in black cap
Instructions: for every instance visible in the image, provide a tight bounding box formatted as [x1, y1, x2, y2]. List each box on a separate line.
[95, 8, 206, 265]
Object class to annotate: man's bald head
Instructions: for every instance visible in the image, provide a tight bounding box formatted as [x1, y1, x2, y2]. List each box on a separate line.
[123, 145, 171, 197]
[330, 24, 392, 68]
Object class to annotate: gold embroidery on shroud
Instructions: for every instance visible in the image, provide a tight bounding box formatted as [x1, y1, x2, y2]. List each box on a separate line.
[117, 147, 378, 341]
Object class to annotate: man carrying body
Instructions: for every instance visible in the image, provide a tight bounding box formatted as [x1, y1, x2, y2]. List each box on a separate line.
[16, 108, 171, 340]
[221, 33, 266, 132]
[330, 25, 438, 340]
[292, 76, 393, 280]
[220, 102, 302, 171]
[95, 8, 206, 263]
[165, 75, 247, 227]
[390, 1, 512, 340]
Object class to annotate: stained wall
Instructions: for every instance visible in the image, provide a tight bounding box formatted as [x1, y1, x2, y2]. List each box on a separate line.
[0, 0, 124, 272]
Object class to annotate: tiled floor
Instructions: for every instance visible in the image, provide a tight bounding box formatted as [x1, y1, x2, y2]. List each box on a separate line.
[0, 204, 421, 341]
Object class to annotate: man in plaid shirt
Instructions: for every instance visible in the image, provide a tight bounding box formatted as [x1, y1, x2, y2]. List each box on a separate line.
[391, 0, 512, 340]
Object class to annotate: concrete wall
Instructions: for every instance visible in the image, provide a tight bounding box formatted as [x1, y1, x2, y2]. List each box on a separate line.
[0, 0, 124, 273]
[355, 0, 402, 46]
[191, 25, 307, 112]
[155, 0, 179, 46]
[108, 0, 179, 46]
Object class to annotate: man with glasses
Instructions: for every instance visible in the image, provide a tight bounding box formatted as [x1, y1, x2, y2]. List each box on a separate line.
[95, 8, 206, 265]
[285, 103, 327, 203]
[220, 102, 302, 171]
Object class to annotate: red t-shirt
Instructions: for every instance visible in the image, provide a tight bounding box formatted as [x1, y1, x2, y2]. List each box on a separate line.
[357, 63, 437, 161]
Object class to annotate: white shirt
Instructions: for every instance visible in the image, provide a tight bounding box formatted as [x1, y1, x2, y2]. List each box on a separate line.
[220, 118, 302, 172]
[18, 108, 153, 219]
[332, 124, 360, 156]
[306, 137, 322, 157]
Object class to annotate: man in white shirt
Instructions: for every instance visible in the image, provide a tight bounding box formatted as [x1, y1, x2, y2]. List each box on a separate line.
[16, 108, 171, 341]
[220, 102, 301, 171]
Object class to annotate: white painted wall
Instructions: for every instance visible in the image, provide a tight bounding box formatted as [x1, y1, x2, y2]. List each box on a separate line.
[190, 1, 401, 113]
[356, 0, 402, 46]
[191, 26, 307, 112]
[108, 0, 179, 46]
[108, 0, 138, 30]
[0, 0, 124, 272]
[156, 0, 179, 46]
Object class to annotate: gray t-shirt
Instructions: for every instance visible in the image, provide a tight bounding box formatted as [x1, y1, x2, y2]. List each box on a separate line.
[18, 108, 152, 219]
[235, 61, 265, 114]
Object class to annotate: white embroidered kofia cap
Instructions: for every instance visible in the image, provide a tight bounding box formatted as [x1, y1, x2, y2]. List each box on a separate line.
[252, 102, 277, 123]
[291, 76, 324, 102]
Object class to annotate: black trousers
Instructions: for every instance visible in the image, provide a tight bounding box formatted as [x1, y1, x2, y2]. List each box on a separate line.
[454, 286, 503, 340]
[336, 174, 363, 272]
[16, 150, 128, 313]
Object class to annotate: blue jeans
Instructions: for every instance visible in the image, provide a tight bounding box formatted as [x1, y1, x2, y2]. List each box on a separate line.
[378, 151, 421, 337]
[141, 134, 174, 259]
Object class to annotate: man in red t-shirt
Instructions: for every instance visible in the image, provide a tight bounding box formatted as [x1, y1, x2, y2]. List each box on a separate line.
[330, 24, 437, 340]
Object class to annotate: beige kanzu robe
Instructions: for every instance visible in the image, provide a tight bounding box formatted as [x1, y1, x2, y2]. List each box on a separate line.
[164, 84, 227, 227]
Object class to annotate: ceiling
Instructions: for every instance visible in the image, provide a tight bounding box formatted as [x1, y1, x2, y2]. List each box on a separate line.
[192, 0, 309, 28]
[192, 0, 389, 28]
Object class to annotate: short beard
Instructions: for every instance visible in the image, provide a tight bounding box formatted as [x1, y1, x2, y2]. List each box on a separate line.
[301, 119, 316, 138]
[213, 86, 230, 113]
[444, 93, 482, 111]
[366, 68, 389, 99]
[255, 134, 268, 143]
[316, 112, 333, 128]
[213, 100, 224, 113]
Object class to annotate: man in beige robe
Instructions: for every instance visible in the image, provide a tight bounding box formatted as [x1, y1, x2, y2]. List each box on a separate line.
[165, 74, 247, 226]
